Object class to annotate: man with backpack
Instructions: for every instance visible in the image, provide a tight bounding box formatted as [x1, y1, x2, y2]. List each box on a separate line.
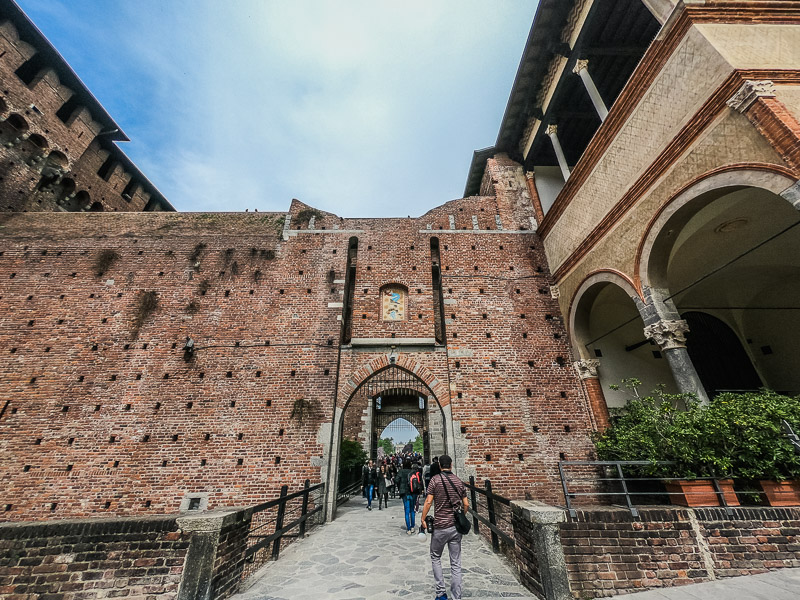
[362, 459, 378, 511]
[420, 455, 469, 600]
[395, 458, 420, 534]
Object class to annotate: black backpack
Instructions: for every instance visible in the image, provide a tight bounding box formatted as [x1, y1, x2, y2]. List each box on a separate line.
[409, 471, 424, 495]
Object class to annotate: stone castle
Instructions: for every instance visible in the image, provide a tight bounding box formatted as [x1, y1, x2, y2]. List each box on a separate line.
[1, 0, 799, 532]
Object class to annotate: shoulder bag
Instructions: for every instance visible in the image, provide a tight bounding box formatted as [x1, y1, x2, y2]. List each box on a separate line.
[441, 473, 471, 535]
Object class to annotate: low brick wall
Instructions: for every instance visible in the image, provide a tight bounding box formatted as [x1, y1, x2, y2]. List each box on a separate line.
[0, 508, 254, 600]
[511, 502, 800, 599]
[0, 516, 189, 599]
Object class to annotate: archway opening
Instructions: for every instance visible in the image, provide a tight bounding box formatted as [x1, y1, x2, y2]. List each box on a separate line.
[377, 417, 422, 459]
[646, 185, 800, 397]
[573, 280, 676, 408]
[334, 365, 447, 512]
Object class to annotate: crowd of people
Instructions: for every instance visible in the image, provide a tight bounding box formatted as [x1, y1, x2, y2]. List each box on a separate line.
[361, 451, 440, 531]
[362, 452, 468, 600]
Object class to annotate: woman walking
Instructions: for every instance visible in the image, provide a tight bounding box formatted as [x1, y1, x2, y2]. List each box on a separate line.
[377, 464, 390, 510]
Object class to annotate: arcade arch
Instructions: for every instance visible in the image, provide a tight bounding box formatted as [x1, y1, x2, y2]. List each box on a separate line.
[570, 273, 675, 410]
[570, 168, 800, 416]
[640, 174, 800, 398]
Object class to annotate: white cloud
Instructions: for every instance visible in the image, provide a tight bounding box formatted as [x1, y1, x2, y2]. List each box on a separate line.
[18, 0, 535, 216]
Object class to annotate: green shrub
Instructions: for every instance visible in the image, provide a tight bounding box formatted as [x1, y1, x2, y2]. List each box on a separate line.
[594, 380, 800, 481]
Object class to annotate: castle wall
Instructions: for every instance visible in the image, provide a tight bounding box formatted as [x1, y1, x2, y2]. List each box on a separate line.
[0, 172, 597, 521]
[0, 16, 171, 213]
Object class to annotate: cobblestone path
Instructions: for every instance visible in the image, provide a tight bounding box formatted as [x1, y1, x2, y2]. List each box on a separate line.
[234, 496, 535, 600]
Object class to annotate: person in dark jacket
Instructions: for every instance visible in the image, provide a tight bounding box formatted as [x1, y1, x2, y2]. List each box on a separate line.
[362, 460, 378, 511]
[395, 458, 416, 534]
[377, 463, 390, 510]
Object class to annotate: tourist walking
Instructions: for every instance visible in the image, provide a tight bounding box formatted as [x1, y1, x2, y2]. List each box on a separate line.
[377, 463, 390, 510]
[362, 459, 378, 511]
[421, 455, 469, 600]
[388, 462, 398, 498]
[395, 458, 416, 534]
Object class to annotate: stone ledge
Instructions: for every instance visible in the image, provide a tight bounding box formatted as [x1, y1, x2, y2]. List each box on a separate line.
[348, 337, 437, 347]
[511, 500, 566, 525]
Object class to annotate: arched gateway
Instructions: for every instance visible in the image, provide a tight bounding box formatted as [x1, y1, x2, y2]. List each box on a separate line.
[324, 363, 455, 520]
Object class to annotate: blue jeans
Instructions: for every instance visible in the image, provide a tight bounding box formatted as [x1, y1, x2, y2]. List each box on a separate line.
[366, 485, 375, 508]
[403, 494, 416, 530]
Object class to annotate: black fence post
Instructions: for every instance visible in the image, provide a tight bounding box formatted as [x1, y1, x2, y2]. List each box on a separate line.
[485, 479, 500, 552]
[469, 476, 479, 534]
[299, 479, 311, 538]
[272, 485, 289, 560]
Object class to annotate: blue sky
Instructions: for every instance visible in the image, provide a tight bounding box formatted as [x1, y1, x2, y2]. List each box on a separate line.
[16, 1, 535, 216]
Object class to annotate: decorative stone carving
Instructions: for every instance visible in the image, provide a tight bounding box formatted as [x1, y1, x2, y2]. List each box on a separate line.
[546, 124, 558, 137]
[572, 59, 589, 75]
[644, 319, 689, 350]
[550, 286, 560, 300]
[573, 359, 600, 379]
[727, 80, 776, 113]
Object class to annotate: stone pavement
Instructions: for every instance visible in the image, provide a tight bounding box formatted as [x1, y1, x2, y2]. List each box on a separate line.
[620, 567, 800, 599]
[234, 496, 535, 600]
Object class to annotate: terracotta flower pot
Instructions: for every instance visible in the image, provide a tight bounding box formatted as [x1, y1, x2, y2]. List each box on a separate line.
[664, 479, 739, 507]
[760, 480, 800, 506]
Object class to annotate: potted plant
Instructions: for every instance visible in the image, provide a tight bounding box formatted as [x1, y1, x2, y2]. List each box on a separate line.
[594, 380, 739, 507]
[699, 391, 800, 506]
[596, 383, 800, 507]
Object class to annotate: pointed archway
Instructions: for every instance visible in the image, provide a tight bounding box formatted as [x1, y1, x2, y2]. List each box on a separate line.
[325, 362, 454, 520]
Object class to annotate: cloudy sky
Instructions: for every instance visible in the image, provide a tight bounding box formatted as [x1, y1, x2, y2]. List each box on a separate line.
[16, 1, 535, 216]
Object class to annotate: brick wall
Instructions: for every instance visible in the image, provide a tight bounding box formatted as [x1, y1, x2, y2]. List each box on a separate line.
[0, 515, 189, 599]
[510, 506, 800, 599]
[0, 12, 171, 213]
[211, 511, 252, 598]
[0, 156, 597, 521]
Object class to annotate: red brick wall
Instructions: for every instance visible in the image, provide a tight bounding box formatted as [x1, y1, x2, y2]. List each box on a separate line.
[0, 18, 169, 213]
[0, 515, 188, 599]
[0, 156, 597, 520]
[558, 507, 800, 598]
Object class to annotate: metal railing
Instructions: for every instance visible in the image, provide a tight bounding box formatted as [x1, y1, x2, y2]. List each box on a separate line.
[336, 465, 364, 506]
[783, 420, 800, 455]
[557, 460, 741, 518]
[241, 480, 325, 581]
[465, 476, 515, 551]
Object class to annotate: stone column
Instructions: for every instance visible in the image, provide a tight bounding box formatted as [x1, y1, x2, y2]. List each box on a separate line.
[573, 60, 609, 122]
[511, 501, 571, 600]
[176, 507, 253, 600]
[643, 319, 709, 404]
[573, 359, 610, 431]
[546, 125, 570, 182]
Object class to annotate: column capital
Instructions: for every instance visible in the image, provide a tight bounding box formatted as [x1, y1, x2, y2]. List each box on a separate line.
[525, 171, 535, 181]
[545, 124, 558, 137]
[727, 80, 776, 113]
[573, 359, 600, 380]
[644, 319, 689, 350]
[572, 59, 590, 75]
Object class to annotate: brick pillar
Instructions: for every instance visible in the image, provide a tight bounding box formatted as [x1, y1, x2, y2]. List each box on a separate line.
[525, 172, 546, 225]
[573, 360, 610, 431]
[728, 80, 800, 175]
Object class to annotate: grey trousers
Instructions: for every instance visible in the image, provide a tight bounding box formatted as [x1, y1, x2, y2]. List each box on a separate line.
[430, 525, 462, 599]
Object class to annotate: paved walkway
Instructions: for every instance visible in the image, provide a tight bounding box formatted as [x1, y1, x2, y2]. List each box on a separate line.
[233, 496, 800, 600]
[621, 567, 800, 599]
[234, 496, 535, 600]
